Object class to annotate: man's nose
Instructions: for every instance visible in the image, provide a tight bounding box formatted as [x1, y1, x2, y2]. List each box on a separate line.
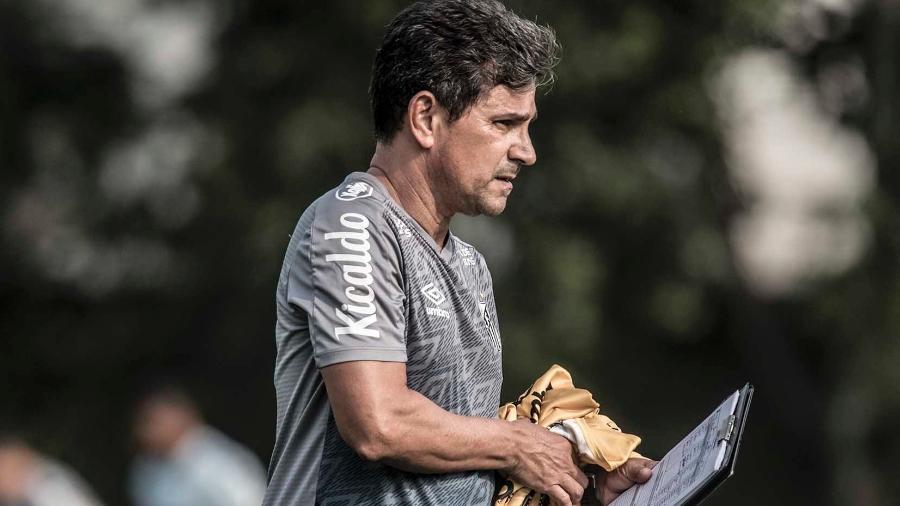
[509, 130, 537, 166]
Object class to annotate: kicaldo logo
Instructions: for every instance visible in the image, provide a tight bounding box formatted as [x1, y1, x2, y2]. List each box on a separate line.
[324, 212, 379, 339]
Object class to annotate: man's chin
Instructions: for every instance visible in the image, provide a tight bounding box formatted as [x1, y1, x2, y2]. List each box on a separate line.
[473, 198, 507, 217]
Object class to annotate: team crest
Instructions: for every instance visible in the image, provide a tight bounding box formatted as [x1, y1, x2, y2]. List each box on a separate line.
[335, 182, 373, 201]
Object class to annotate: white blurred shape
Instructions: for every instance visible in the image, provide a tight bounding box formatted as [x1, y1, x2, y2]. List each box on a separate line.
[812, 0, 866, 16]
[47, 0, 216, 107]
[5, 186, 177, 296]
[99, 115, 205, 228]
[713, 49, 875, 297]
[6, 110, 205, 296]
[777, 0, 866, 53]
[5, 1, 216, 296]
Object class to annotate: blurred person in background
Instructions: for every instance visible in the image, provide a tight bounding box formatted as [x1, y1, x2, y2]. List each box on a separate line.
[129, 386, 266, 506]
[0, 435, 103, 506]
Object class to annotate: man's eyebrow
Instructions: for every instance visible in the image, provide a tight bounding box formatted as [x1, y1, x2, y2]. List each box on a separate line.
[493, 111, 538, 122]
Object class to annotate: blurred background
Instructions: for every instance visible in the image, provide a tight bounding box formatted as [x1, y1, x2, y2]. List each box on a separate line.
[2, 0, 899, 504]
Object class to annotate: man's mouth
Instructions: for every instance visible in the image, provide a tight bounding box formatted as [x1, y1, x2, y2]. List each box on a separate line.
[493, 175, 515, 193]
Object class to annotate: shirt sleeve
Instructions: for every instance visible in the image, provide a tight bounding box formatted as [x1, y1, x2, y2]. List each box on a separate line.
[305, 193, 407, 368]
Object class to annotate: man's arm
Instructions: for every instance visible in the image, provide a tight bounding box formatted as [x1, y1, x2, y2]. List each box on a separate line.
[322, 360, 589, 506]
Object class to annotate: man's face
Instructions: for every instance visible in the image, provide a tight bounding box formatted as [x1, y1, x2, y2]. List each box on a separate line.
[134, 400, 196, 456]
[432, 85, 538, 217]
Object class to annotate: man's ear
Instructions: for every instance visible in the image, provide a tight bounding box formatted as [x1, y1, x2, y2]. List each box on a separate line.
[406, 91, 441, 149]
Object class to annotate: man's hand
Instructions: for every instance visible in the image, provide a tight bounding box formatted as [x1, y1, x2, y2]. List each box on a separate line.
[594, 457, 657, 505]
[505, 419, 589, 506]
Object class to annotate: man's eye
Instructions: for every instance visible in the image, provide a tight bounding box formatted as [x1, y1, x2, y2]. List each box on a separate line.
[494, 120, 513, 127]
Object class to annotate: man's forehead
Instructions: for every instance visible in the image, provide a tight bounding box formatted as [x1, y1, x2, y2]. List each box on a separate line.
[476, 85, 537, 117]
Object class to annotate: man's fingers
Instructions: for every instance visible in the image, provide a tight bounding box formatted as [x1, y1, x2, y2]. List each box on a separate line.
[573, 465, 589, 489]
[557, 473, 585, 505]
[624, 458, 656, 482]
[603, 471, 633, 496]
[606, 458, 656, 493]
[545, 484, 572, 506]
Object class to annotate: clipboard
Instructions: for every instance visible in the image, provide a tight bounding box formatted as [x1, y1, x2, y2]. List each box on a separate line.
[685, 383, 754, 506]
[604, 383, 754, 506]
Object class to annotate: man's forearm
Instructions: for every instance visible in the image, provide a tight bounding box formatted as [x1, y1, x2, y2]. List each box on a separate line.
[358, 386, 519, 474]
[323, 361, 526, 474]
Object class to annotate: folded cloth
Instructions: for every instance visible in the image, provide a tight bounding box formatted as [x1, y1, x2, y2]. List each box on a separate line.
[494, 365, 642, 506]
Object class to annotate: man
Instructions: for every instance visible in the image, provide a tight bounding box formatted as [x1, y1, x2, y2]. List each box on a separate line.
[129, 387, 267, 506]
[264, 1, 654, 505]
[0, 436, 103, 506]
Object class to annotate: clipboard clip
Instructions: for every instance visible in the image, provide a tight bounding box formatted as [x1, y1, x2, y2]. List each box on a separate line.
[717, 414, 736, 444]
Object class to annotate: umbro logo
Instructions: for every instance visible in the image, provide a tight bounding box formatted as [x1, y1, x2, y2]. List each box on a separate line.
[335, 182, 373, 201]
[421, 282, 446, 305]
[422, 282, 450, 319]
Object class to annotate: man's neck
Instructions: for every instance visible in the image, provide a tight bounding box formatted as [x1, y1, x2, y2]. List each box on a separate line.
[367, 141, 452, 249]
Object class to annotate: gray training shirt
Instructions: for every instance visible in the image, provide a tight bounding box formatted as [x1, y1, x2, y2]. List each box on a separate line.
[264, 172, 504, 505]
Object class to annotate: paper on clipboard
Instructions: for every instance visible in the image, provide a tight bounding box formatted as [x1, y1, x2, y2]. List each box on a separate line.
[609, 390, 742, 506]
